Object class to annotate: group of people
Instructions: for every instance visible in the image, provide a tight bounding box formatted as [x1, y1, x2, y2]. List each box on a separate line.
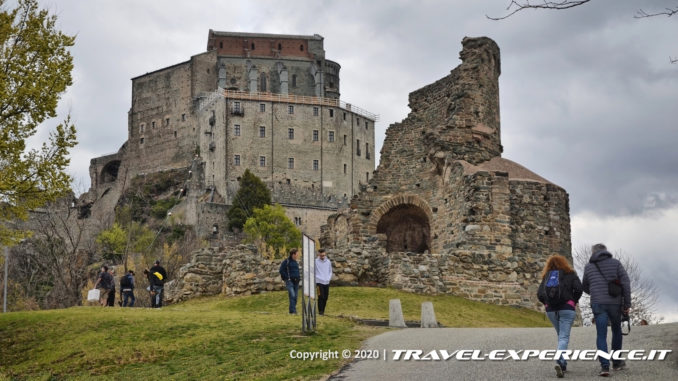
[93, 260, 168, 308]
[538, 243, 631, 378]
[278, 248, 332, 316]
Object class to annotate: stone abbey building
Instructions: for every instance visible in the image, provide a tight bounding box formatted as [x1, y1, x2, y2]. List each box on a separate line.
[168, 36, 572, 310]
[85, 31, 376, 236]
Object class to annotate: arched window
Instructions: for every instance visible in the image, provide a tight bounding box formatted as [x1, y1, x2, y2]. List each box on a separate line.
[260, 73, 267, 92]
[278, 43, 282, 50]
[251, 43, 255, 50]
[219, 41, 223, 49]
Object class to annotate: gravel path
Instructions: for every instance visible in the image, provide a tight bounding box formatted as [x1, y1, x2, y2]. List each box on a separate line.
[330, 323, 678, 380]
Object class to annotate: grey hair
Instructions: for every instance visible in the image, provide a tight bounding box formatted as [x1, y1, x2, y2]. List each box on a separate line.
[591, 243, 607, 254]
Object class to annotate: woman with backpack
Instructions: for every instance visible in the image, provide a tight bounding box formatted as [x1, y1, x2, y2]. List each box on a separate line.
[537, 254, 583, 378]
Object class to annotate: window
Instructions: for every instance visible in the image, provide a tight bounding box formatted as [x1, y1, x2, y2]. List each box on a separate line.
[366, 172, 369, 182]
[343, 135, 347, 146]
[260, 73, 266, 92]
[278, 43, 282, 50]
[140, 137, 144, 145]
[343, 112, 346, 121]
[182, 113, 186, 121]
[365, 120, 369, 129]
[260, 103, 265, 112]
[234, 155, 241, 166]
[259, 126, 266, 138]
[313, 107, 319, 116]
[174, 131, 177, 138]
[139, 124, 145, 134]
[251, 43, 255, 50]
[329, 109, 334, 118]
[292, 74, 297, 88]
[357, 117, 360, 125]
[165, 117, 170, 126]
[234, 124, 241, 136]
[288, 128, 294, 140]
[152, 121, 156, 129]
[259, 156, 266, 167]
[300, 44, 304, 52]
[288, 157, 294, 169]
[313, 130, 319, 142]
[343, 164, 347, 174]
[313, 160, 319, 171]
[356, 139, 361, 156]
[234, 101, 241, 113]
[328, 131, 335, 142]
[366, 143, 370, 159]
[288, 105, 294, 114]
[219, 41, 223, 49]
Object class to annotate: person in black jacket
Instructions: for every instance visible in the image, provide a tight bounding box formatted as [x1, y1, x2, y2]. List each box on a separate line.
[538, 254, 583, 378]
[145, 260, 168, 308]
[279, 248, 300, 314]
[582, 243, 631, 376]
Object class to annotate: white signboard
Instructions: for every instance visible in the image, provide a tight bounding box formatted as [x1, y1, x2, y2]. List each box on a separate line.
[302, 234, 316, 298]
[303, 235, 310, 297]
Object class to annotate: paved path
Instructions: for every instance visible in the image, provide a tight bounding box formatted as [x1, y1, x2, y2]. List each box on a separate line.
[331, 323, 678, 380]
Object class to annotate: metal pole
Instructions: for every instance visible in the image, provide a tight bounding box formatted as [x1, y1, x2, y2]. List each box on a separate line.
[3, 246, 8, 313]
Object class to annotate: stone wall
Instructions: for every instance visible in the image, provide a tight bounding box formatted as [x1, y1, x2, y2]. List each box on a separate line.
[317, 37, 571, 310]
[166, 241, 538, 309]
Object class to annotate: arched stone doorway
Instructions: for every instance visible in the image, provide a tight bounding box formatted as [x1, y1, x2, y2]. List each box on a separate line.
[376, 203, 431, 253]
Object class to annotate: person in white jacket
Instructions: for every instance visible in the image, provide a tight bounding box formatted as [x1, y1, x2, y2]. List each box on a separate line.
[315, 249, 333, 315]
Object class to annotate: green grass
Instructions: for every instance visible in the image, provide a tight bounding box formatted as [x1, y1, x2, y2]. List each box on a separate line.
[0, 287, 549, 380]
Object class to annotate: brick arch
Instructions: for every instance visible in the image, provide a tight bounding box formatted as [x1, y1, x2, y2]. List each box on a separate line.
[368, 195, 433, 253]
[368, 194, 433, 232]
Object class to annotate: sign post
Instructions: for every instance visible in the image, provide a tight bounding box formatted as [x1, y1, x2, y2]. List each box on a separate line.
[301, 234, 316, 332]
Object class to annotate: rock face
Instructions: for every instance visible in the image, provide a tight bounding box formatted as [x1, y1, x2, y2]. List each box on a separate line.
[168, 37, 571, 311]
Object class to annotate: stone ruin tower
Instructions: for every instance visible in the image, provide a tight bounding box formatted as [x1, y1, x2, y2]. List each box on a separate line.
[320, 37, 571, 309]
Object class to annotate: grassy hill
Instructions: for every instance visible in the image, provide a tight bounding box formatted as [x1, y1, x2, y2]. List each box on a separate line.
[0, 287, 549, 380]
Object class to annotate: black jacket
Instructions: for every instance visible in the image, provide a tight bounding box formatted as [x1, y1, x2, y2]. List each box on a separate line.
[279, 258, 300, 282]
[582, 250, 631, 308]
[538, 270, 583, 311]
[149, 265, 168, 286]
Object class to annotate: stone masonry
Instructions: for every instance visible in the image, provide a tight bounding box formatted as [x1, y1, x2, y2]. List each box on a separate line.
[81, 31, 376, 239]
[168, 36, 570, 311]
[319, 37, 571, 310]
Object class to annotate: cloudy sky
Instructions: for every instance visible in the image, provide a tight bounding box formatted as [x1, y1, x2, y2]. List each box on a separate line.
[30, 0, 677, 321]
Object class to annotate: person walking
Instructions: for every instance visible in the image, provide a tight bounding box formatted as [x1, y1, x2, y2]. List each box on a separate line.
[146, 260, 168, 308]
[315, 249, 332, 316]
[537, 254, 583, 378]
[93, 266, 114, 307]
[120, 270, 136, 307]
[279, 248, 300, 314]
[107, 269, 116, 306]
[582, 243, 631, 377]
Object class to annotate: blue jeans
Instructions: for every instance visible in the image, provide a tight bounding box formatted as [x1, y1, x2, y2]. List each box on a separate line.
[151, 285, 164, 308]
[546, 309, 576, 368]
[122, 291, 135, 307]
[286, 280, 299, 313]
[592, 303, 623, 368]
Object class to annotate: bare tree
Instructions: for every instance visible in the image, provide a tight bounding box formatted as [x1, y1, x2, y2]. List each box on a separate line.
[573, 244, 663, 325]
[9, 194, 96, 309]
[488, 1, 678, 63]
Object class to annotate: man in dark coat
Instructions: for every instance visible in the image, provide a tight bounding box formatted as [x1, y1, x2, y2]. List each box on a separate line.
[279, 248, 300, 314]
[146, 260, 168, 308]
[582, 243, 632, 376]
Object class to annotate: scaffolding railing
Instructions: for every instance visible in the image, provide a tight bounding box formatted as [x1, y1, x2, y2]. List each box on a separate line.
[222, 90, 379, 121]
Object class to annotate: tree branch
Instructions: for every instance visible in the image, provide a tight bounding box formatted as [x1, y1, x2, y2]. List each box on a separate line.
[487, 0, 591, 20]
[635, 7, 678, 18]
